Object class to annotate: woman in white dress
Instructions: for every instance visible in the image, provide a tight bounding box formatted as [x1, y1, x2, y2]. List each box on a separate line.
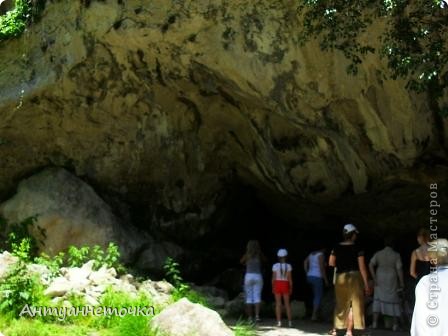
[369, 237, 404, 331]
[411, 238, 448, 336]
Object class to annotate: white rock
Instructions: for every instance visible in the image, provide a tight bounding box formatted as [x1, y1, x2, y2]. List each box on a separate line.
[107, 267, 117, 277]
[0, 251, 18, 279]
[26, 263, 52, 285]
[84, 294, 99, 306]
[44, 276, 72, 297]
[0, 168, 148, 263]
[151, 298, 233, 336]
[154, 280, 175, 294]
[89, 266, 115, 286]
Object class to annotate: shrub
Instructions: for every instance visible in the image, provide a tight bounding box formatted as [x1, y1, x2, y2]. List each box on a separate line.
[5, 216, 40, 261]
[233, 320, 256, 336]
[3, 318, 91, 336]
[67, 245, 90, 268]
[163, 257, 208, 306]
[0, 260, 48, 318]
[34, 251, 65, 277]
[66, 243, 125, 273]
[93, 287, 154, 330]
[0, 0, 46, 41]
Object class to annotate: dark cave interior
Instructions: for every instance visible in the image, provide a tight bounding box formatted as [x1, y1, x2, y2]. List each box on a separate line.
[182, 183, 448, 307]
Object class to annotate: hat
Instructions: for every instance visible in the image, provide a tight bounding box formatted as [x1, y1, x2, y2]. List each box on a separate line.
[343, 224, 359, 234]
[277, 248, 288, 257]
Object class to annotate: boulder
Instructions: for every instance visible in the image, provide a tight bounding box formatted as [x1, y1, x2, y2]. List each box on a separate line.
[190, 285, 229, 300]
[26, 263, 52, 285]
[0, 0, 445, 249]
[88, 265, 116, 286]
[0, 251, 18, 279]
[151, 298, 233, 336]
[44, 276, 72, 297]
[190, 285, 228, 309]
[139, 280, 173, 307]
[0, 168, 148, 263]
[224, 293, 245, 317]
[135, 241, 183, 275]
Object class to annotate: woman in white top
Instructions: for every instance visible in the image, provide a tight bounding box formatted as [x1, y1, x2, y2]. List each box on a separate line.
[272, 248, 293, 327]
[411, 238, 448, 336]
[304, 247, 329, 321]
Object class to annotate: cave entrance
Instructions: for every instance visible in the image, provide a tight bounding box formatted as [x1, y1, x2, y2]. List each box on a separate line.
[188, 183, 426, 307]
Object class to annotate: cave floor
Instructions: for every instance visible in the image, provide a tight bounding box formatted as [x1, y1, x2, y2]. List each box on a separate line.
[230, 319, 410, 336]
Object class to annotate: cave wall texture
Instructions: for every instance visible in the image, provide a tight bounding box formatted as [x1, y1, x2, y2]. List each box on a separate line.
[0, 0, 447, 246]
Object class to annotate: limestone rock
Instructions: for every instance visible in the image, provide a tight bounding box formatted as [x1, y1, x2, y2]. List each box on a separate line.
[0, 251, 18, 279]
[139, 280, 173, 306]
[0, 168, 148, 263]
[44, 276, 72, 297]
[26, 263, 52, 285]
[224, 293, 245, 317]
[152, 280, 175, 295]
[0, 2, 446, 293]
[151, 298, 233, 336]
[88, 265, 116, 286]
[190, 285, 228, 309]
[135, 241, 183, 275]
[0, 0, 445, 246]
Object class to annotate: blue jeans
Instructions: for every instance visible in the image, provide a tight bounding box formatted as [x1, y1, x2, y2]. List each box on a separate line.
[307, 276, 324, 308]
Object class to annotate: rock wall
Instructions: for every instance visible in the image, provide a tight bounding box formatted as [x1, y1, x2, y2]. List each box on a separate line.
[0, 1, 447, 242]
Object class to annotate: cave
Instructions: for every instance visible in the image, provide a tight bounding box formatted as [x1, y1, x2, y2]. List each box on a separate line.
[134, 177, 448, 306]
[1, 1, 448, 334]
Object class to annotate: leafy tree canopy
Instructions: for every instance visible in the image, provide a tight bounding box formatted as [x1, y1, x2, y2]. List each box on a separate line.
[298, 0, 448, 115]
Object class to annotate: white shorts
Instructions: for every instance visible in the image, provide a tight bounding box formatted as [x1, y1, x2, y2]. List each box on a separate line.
[244, 273, 263, 304]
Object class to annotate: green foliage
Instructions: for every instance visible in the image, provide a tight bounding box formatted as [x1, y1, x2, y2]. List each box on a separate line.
[163, 257, 208, 306]
[67, 245, 90, 268]
[298, 0, 448, 108]
[66, 243, 125, 273]
[93, 287, 154, 330]
[0, 0, 46, 41]
[114, 313, 152, 336]
[5, 216, 40, 261]
[233, 320, 256, 336]
[34, 251, 65, 277]
[0, 0, 31, 40]
[0, 260, 48, 318]
[163, 257, 184, 289]
[102, 243, 122, 272]
[9, 236, 33, 262]
[2, 318, 92, 336]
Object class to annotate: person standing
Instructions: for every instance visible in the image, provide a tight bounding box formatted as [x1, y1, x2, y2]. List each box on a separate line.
[329, 224, 370, 336]
[411, 238, 448, 336]
[272, 248, 293, 327]
[410, 228, 431, 281]
[369, 237, 405, 331]
[240, 240, 265, 322]
[304, 247, 329, 321]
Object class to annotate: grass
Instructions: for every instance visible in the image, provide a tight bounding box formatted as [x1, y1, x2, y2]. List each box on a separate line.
[233, 319, 256, 336]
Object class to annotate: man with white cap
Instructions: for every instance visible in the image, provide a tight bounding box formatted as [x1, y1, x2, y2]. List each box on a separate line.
[329, 224, 370, 336]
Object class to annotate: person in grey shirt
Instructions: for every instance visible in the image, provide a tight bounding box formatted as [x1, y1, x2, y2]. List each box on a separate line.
[240, 240, 266, 322]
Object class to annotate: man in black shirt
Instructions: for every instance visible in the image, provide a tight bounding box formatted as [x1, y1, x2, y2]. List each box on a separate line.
[329, 224, 370, 336]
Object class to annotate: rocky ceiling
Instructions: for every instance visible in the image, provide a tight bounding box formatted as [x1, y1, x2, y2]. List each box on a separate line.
[0, 0, 447, 250]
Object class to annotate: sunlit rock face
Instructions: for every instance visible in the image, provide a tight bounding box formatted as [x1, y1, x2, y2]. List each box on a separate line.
[0, 168, 148, 263]
[0, 0, 447, 246]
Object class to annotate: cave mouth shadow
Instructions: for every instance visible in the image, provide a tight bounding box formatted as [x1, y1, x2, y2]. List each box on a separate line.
[189, 183, 423, 306]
